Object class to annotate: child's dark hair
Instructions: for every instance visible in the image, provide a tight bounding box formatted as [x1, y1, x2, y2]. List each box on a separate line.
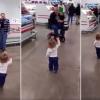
[48, 38, 57, 48]
[96, 34, 100, 40]
[0, 52, 9, 63]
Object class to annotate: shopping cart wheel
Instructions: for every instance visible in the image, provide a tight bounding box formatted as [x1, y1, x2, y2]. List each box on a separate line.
[60, 37, 65, 43]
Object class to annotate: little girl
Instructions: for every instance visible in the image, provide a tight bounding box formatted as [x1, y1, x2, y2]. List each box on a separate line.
[46, 36, 60, 73]
[0, 51, 12, 88]
[94, 33, 100, 59]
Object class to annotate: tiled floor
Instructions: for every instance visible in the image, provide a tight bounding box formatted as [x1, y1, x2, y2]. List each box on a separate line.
[82, 24, 100, 100]
[0, 46, 20, 100]
[22, 24, 80, 100]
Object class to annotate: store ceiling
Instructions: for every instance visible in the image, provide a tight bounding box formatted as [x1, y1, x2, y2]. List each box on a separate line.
[0, 0, 20, 19]
[81, 0, 100, 3]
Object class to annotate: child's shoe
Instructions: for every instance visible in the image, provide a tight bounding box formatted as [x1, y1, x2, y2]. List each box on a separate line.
[53, 70, 58, 73]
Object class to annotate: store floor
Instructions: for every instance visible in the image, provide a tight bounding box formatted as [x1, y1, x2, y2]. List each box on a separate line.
[82, 25, 100, 100]
[0, 46, 20, 100]
[22, 24, 80, 100]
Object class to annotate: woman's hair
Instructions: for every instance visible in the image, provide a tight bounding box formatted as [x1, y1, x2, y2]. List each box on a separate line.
[48, 38, 57, 48]
[0, 52, 9, 63]
[96, 34, 100, 40]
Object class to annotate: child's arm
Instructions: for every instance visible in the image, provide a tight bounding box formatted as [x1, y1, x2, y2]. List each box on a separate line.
[93, 40, 96, 47]
[56, 37, 61, 48]
[7, 58, 12, 65]
[58, 20, 64, 23]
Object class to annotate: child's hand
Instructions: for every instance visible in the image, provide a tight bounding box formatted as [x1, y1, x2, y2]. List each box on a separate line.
[51, 36, 55, 39]
[3, 51, 8, 55]
[56, 37, 60, 40]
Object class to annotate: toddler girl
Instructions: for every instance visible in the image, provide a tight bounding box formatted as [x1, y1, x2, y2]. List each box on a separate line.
[0, 51, 12, 88]
[94, 33, 100, 59]
[46, 36, 60, 73]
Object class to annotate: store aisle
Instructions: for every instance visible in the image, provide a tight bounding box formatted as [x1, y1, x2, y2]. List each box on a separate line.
[0, 46, 20, 100]
[82, 25, 100, 100]
[22, 25, 80, 100]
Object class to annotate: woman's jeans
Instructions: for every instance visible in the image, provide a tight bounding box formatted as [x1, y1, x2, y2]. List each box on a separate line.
[51, 24, 64, 36]
[0, 29, 8, 51]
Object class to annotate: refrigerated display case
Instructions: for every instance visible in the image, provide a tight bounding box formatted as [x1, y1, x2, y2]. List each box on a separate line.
[7, 19, 20, 44]
[22, 1, 53, 24]
[21, 15, 36, 42]
[21, 3, 36, 42]
[22, 2, 36, 15]
[81, 9, 97, 32]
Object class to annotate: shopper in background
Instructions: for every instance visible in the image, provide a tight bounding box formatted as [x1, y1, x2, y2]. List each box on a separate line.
[49, 5, 65, 36]
[68, 3, 75, 25]
[32, 14, 36, 26]
[92, 7, 98, 18]
[75, 4, 80, 25]
[93, 7, 99, 23]
[49, 6, 59, 35]
[0, 51, 12, 88]
[64, 3, 70, 16]
[58, 1, 65, 14]
[0, 13, 10, 52]
[58, 12, 65, 38]
[94, 33, 100, 59]
[46, 36, 60, 73]
[98, 8, 100, 23]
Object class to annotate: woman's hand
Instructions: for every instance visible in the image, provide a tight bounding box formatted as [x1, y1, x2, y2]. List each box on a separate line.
[51, 36, 54, 39]
[58, 20, 64, 23]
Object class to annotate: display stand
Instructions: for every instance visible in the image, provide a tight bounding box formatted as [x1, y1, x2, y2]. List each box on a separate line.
[21, 3, 37, 42]
[81, 9, 97, 32]
[21, 22, 36, 42]
[7, 19, 21, 44]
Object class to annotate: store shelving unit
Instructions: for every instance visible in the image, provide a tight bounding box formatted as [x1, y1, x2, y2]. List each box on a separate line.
[81, 9, 97, 32]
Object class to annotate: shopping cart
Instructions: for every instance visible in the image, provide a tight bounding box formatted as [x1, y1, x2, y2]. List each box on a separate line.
[47, 21, 69, 42]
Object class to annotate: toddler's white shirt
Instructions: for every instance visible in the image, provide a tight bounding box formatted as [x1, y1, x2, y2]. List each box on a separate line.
[46, 39, 60, 57]
[0, 58, 12, 74]
[94, 40, 100, 48]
